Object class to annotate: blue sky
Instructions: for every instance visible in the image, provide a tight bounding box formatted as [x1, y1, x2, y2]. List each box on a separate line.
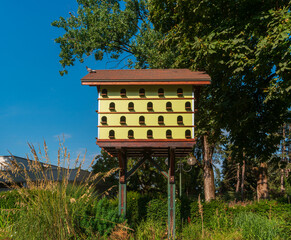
[0, 1, 118, 168]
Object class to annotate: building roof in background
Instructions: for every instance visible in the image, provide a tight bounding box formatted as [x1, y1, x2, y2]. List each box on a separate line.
[81, 69, 211, 85]
[0, 156, 90, 184]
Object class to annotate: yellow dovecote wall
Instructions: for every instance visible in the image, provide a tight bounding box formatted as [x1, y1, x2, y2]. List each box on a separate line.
[97, 85, 195, 139]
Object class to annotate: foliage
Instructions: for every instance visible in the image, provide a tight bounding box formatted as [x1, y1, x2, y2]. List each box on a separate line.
[126, 191, 151, 227]
[53, 0, 291, 201]
[0, 142, 123, 239]
[149, 0, 291, 160]
[127, 157, 168, 194]
[234, 212, 286, 240]
[219, 142, 257, 201]
[146, 198, 168, 222]
[79, 197, 124, 237]
[93, 151, 169, 195]
[92, 150, 119, 195]
[149, 0, 291, 201]
[180, 223, 243, 240]
[1, 186, 291, 239]
[190, 200, 230, 229]
[147, 197, 182, 230]
[51, 0, 170, 75]
[0, 190, 21, 209]
[134, 219, 166, 240]
[236, 200, 291, 225]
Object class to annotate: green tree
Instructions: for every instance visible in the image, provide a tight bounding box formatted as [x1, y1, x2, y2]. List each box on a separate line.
[51, 0, 171, 75]
[53, 0, 291, 201]
[52, 0, 212, 199]
[92, 150, 119, 195]
[93, 151, 169, 194]
[149, 0, 291, 200]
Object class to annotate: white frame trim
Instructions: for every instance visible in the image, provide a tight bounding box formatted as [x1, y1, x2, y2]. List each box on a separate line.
[97, 87, 100, 139]
[192, 86, 195, 138]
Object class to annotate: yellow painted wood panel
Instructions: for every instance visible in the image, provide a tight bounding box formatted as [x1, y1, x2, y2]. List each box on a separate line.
[99, 127, 193, 139]
[99, 99, 193, 112]
[99, 113, 193, 126]
[100, 85, 192, 98]
[97, 85, 195, 139]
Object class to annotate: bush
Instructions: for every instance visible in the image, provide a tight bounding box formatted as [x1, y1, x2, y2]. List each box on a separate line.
[126, 191, 151, 227]
[79, 197, 125, 237]
[147, 198, 168, 222]
[147, 197, 181, 230]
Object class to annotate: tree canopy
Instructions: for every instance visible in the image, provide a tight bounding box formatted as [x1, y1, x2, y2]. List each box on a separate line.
[53, 0, 291, 200]
[149, 0, 291, 159]
[52, 0, 173, 75]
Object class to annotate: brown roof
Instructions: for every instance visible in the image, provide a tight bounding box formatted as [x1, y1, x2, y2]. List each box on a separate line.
[81, 69, 211, 85]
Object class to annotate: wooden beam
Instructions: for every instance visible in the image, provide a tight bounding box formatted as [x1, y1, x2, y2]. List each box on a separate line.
[118, 149, 127, 184]
[169, 148, 175, 184]
[96, 110, 197, 114]
[82, 81, 211, 86]
[147, 156, 168, 179]
[98, 97, 195, 100]
[98, 125, 196, 128]
[97, 139, 196, 149]
[126, 157, 147, 179]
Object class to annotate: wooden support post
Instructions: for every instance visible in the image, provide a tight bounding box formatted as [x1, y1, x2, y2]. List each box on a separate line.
[168, 147, 176, 239]
[118, 149, 127, 216]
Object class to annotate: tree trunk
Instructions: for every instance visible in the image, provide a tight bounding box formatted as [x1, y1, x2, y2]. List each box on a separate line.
[257, 162, 269, 200]
[202, 134, 216, 201]
[241, 159, 245, 201]
[280, 169, 285, 193]
[281, 126, 286, 193]
[235, 163, 240, 197]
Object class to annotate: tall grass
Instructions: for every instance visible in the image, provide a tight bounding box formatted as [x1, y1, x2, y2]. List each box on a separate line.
[134, 219, 166, 240]
[0, 141, 121, 240]
[234, 212, 286, 240]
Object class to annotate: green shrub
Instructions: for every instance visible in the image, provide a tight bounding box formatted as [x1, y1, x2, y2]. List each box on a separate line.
[180, 195, 192, 220]
[147, 198, 168, 222]
[234, 212, 286, 240]
[79, 197, 125, 237]
[126, 191, 151, 227]
[147, 197, 181, 231]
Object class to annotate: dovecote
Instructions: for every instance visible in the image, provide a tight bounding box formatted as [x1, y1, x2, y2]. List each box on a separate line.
[81, 69, 211, 158]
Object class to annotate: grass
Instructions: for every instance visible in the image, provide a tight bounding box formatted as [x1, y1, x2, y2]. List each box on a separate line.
[0, 142, 290, 239]
[0, 141, 121, 240]
[234, 212, 287, 240]
[134, 219, 167, 240]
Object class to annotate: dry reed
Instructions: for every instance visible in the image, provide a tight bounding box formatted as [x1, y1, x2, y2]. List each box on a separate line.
[198, 194, 204, 238]
[0, 140, 119, 240]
